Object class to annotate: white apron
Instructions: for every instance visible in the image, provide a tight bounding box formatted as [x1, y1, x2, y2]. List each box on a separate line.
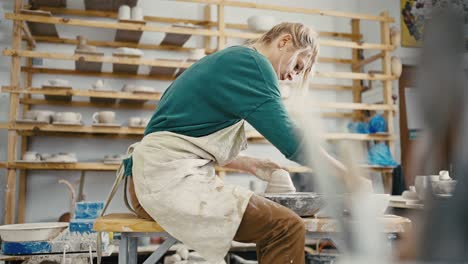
[131, 121, 253, 263]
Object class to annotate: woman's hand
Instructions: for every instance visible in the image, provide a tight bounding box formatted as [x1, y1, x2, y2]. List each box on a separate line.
[224, 156, 283, 181]
[246, 158, 283, 181]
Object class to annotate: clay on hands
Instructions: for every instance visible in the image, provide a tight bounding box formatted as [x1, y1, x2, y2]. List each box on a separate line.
[265, 169, 296, 193]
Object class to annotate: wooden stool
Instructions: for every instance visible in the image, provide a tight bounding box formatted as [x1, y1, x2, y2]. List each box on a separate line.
[94, 213, 177, 264]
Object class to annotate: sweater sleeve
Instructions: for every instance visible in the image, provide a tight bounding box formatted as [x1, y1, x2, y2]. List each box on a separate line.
[245, 97, 307, 164]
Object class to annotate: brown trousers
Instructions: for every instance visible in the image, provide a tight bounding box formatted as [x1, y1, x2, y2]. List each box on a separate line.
[129, 178, 305, 264]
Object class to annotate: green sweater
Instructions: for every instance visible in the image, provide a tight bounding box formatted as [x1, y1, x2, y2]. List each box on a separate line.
[124, 46, 304, 176]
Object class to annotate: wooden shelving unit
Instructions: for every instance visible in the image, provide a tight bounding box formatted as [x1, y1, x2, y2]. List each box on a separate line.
[1, 0, 399, 224]
[0, 161, 392, 174]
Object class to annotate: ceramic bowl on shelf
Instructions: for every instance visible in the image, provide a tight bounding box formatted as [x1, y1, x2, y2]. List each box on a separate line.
[45, 78, 69, 87]
[22, 151, 41, 162]
[122, 84, 136, 92]
[45, 153, 77, 163]
[247, 15, 276, 32]
[132, 86, 157, 93]
[52, 112, 82, 123]
[431, 180, 457, 196]
[414, 175, 440, 200]
[113, 47, 143, 56]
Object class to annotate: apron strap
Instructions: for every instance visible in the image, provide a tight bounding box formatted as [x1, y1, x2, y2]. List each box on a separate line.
[97, 142, 139, 264]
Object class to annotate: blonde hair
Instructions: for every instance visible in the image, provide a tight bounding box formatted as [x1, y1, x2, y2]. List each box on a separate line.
[252, 22, 319, 88]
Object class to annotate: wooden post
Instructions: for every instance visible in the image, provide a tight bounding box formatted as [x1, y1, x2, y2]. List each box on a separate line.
[217, 1, 226, 50]
[17, 44, 34, 223]
[380, 11, 395, 193]
[5, 0, 23, 224]
[203, 5, 212, 51]
[351, 19, 363, 121]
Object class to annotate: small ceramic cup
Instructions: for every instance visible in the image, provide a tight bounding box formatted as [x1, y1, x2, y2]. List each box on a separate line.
[131, 6, 143, 21]
[40, 153, 51, 161]
[47, 79, 69, 87]
[23, 151, 41, 161]
[118, 5, 131, 20]
[93, 111, 116, 124]
[140, 118, 150, 127]
[54, 112, 82, 123]
[92, 79, 106, 90]
[129, 117, 142, 127]
[35, 110, 54, 123]
[24, 110, 38, 120]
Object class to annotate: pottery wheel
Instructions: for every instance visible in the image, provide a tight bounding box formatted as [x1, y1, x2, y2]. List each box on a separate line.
[261, 192, 325, 217]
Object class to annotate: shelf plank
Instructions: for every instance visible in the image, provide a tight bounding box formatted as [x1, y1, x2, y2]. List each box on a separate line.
[173, 0, 394, 22]
[225, 31, 394, 51]
[324, 133, 395, 141]
[5, 49, 194, 69]
[25, 36, 351, 65]
[17, 130, 142, 139]
[21, 66, 391, 83]
[314, 102, 397, 111]
[5, 162, 120, 171]
[309, 83, 354, 91]
[7, 13, 390, 51]
[0, 161, 394, 173]
[322, 112, 353, 119]
[2, 86, 162, 100]
[31, 36, 204, 52]
[8, 50, 395, 81]
[6, 13, 219, 37]
[3, 86, 396, 112]
[30, 7, 362, 40]
[315, 71, 396, 81]
[20, 98, 157, 110]
[9, 123, 145, 135]
[22, 67, 175, 81]
[1, 161, 310, 174]
[1, 122, 394, 142]
[3, 86, 396, 111]
[246, 130, 394, 141]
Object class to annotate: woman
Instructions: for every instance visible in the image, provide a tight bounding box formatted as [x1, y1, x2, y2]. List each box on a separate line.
[127, 23, 320, 264]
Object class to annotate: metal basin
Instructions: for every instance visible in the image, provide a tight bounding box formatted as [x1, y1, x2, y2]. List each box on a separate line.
[261, 192, 325, 217]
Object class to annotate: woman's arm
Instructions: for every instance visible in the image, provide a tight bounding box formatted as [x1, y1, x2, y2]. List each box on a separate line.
[224, 155, 282, 181]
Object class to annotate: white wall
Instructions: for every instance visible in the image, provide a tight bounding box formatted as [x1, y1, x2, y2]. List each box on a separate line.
[0, 0, 408, 222]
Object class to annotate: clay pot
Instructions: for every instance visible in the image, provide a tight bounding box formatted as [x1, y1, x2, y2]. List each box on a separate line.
[391, 56, 402, 78]
[390, 27, 401, 47]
